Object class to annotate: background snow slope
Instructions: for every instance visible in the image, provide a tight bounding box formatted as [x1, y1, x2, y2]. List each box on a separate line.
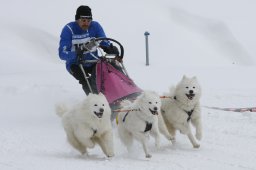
[1, 0, 256, 170]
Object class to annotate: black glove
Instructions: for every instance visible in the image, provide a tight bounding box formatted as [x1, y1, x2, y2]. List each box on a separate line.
[115, 56, 123, 62]
[101, 44, 119, 56]
[76, 46, 85, 63]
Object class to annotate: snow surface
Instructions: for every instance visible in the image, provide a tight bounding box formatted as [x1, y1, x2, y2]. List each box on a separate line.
[1, 0, 256, 170]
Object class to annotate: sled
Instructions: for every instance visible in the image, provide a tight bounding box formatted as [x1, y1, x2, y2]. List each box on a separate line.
[77, 37, 143, 119]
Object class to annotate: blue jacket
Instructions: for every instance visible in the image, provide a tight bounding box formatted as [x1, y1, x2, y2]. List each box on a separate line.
[58, 21, 108, 72]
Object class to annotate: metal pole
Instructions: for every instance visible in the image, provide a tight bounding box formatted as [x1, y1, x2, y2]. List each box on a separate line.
[144, 31, 150, 66]
[79, 64, 93, 93]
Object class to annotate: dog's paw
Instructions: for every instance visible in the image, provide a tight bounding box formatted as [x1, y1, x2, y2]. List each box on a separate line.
[146, 154, 152, 158]
[195, 133, 202, 141]
[193, 143, 200, 148]
[169, 136, 176, 144]
[179, 130, 186, 135]
[79, 149, 88, 155]
[167, 134, 176, 143]
[107, 153, 115, 158]
[87, 141, 95, 148]
[168, 134, 175, 141]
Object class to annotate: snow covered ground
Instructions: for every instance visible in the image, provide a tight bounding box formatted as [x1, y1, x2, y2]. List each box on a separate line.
[1, 0, 256, 170]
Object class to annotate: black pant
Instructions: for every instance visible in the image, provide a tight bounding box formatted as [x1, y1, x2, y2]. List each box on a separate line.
[70, 64, 98, 95]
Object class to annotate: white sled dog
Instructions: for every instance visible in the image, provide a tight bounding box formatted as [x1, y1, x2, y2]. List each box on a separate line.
[56, 93, 114, 157]
[161, 75, 203, 148]
[117, 91, 174, 158]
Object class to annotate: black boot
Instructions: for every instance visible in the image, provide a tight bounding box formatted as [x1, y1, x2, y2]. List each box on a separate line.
[82, 85, 91, 95]
[82, 78, 98, 95]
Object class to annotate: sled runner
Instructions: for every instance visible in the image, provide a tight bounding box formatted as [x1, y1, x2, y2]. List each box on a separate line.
[76, 37, 143, 119]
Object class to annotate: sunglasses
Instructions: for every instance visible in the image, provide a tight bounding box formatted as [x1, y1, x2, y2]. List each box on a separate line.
[80, 18, 92, 23]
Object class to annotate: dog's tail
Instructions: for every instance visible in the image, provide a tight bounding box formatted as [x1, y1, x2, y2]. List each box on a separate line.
[55, 103, 68, 117]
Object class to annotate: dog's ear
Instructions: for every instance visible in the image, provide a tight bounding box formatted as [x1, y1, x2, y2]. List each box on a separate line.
[98, 92, 103, 96]
[192, 76, 197, 81]
[182, 75, 187, 80]
[151, 91, 159, 97]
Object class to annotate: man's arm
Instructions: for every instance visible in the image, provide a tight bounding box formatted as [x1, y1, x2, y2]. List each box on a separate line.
[58, 26, 77, 61]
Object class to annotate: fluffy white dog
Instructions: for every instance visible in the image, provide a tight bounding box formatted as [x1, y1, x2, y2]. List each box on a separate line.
[117, 91, 173, 158]
[56, 93, 114, 157]
[161, 75, 203, 148]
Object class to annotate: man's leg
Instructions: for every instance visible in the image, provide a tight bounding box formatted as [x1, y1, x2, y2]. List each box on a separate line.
[70, 64, 93, 95]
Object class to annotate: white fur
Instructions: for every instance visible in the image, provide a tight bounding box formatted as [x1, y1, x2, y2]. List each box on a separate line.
[117, 91, 173, 158]
[56, 93, 114, 157]
[161, 75, 203, 148]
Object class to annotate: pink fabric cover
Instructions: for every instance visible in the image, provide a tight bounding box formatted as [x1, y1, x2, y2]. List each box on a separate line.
[96, 61, 142, 104]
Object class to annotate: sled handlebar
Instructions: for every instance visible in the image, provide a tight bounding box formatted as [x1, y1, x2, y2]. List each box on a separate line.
[95, 37, 124, 59]
[82, 57, 121, 64]
[76, 37, 124, 64]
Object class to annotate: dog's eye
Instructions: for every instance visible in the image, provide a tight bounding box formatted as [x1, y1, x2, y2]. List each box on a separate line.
[94, 104, 98, 106]
[193, 87, 195, 88]
[102, 104, 105, 106]
[149, 102, 152, 104]
[186, 87, 189, 89]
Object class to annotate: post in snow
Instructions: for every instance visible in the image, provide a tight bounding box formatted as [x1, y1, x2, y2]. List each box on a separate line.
[144, 31, 150, 66]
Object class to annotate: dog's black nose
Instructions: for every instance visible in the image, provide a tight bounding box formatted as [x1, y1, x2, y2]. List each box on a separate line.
[154, 107, 158, 111]
[189, 90, 194, 94]
[99, 108, 104, 112]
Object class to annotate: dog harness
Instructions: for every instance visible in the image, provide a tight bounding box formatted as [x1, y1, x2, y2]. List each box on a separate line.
[144, 122, 152, 132]
[122, 111, 153, 132]
[174, 96, 194, 122]
[122, 111, 130, 122]
[91, 128, 97, 136]
[185, 109, 194, 122]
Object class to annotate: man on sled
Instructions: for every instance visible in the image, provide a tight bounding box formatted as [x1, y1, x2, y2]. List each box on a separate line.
[58, 5, 142, 120]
